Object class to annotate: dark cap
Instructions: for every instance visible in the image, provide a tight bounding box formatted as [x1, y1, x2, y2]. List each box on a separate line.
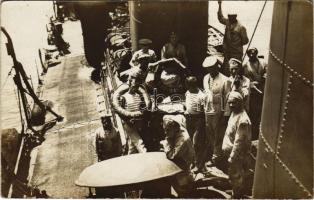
[139, 38, 152, 45]
[185, 76, 198, 86]
[247, 47, 258, 55]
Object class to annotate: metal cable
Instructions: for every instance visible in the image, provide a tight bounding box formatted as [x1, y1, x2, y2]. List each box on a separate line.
[1, 66, 14, 90]
[242, 0, 268, 61]
[14, 86, 25, 133]
[47, 118, 100, 134]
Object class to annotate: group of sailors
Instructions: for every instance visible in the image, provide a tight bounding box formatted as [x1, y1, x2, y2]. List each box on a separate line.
[95, 1, 267, 198]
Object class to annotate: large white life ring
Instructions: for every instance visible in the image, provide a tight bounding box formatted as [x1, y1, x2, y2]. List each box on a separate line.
[112, 84, 151, 118]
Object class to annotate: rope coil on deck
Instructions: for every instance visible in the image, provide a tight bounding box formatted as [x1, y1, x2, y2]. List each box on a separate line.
[47, 118, 100, 134]
[259, 126, 312, 198]
[269, 49, 313, 87]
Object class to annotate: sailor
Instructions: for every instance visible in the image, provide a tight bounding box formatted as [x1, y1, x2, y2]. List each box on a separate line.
[184, 76, 207, 173]
[55, 1, 65, 22]
[122, 53, 154, 84]
[161, 115, 195, 197]
[129, 38, 157, 69]
[144, 58, 176, 90]
[52, 22, 70, 56]
[42, 44, 61, 68]
[221, 58, 250, 117]
[243, 48, 267, 139]
[222, 91, 252, 198]
[95, 116, 122, 161]
[157, 58, 187, 96]
[217, 0, 249, 76]
[120, 68, 148, 154]
[161, 32, 188, 66]
[202, 56, 228, 164]
[243, 48, 267, 84]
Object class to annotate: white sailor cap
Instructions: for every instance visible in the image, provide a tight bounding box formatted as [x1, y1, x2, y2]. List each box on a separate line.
[137, 54, 151, 60]
[202, 56, 218, 68]
[227, 8, 238, 16]
[228, 91, 244, 102]
[160, 71, 180, 86]
[139, 38, 152, 45]
[128, 67, 143, 79]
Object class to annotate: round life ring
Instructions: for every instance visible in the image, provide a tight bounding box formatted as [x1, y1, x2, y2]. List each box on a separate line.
[112, 84, 151, 118]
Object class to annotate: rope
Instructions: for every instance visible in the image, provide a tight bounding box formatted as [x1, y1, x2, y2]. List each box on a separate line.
[47, 118, 100, 134]
[1, 66, 14, 90]
[14, 87, 25, 133]
[129, 2, 142, 24]
[242, 0, 268, 61]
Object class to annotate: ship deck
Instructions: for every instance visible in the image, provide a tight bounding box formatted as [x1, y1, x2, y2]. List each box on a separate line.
[28, 21, 102, 198]
[25, 19, 232, 199]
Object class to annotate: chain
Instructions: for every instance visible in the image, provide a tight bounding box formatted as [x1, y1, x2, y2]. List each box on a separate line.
[259, 126, 312, 198]
[269, 50, 313, 87]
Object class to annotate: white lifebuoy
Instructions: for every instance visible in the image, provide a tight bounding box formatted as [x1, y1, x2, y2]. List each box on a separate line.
[112, 84, 151, 118]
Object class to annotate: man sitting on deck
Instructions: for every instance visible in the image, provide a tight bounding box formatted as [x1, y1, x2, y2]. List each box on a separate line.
[161, 31, 188, 66]
[161, 115, 195, 197]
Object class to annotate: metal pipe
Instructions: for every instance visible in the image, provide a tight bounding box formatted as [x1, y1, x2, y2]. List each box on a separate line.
[129, 1, 139, 52]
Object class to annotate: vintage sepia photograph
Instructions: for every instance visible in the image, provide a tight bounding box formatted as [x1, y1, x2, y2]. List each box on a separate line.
[0, 0, 312, 199]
